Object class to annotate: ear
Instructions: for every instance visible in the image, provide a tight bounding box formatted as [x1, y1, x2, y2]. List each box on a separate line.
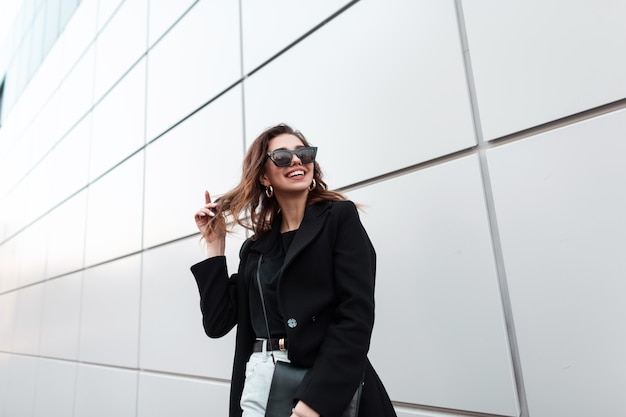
[259, 173, 270, 187]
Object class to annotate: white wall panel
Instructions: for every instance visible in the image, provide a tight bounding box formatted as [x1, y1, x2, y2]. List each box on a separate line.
[487, 110, 626, 416]
[24, 92, 63, 171]
[346, 156, 518, 416]
[93, 0, 147, 102]
[84, 153, 143, 266]
[143, 88, 242, 247]
[74, 364, 138, 417]
[0, 240, 19, 293]
[0, 292, 16, 351]
[140, 237, 241, 378]
[12, 284, 44, 356]
[148, 0, 196, 47]
[90, 58, 146, 181]
[3, 355, 38, 417]
[244, 0, 475, 188]
[32, 359, 77, 417]
[56, 0, 97, 78]
[16, 220, 47, 288]
[45, 191, 87, 279]
[462, 0, 626, 140]
[79, 255, 141, 368]
[34, 113, 91, 209]
[395, 409, 473, 417]
[145, 0, 240, 141]
[138, 373, 230, 417]
[10, 36, 60, 131]
[0, 353, 8, 415]
[20, 173, 52, 236]
[96, 0, 124, 31]
[55, 44, 95, 142]
[241, 0, 352, 73]
[40, 272, 83, 360]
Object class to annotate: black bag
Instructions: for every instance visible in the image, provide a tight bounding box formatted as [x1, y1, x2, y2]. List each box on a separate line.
[265, 361, 362, 417]
[255, 256, 363, 417]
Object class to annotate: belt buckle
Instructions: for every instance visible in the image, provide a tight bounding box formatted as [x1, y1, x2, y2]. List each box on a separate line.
[279, 338, 286, 352]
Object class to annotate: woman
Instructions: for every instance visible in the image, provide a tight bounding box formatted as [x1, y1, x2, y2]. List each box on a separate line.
[191, 124, 396, 417]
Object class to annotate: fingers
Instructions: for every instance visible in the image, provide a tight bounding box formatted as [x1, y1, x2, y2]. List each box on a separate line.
[195, 205, 218, 219]
[195, 190, 223, 231]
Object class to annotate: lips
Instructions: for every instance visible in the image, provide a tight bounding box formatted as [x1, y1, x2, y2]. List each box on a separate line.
[287, 170, 305, 178]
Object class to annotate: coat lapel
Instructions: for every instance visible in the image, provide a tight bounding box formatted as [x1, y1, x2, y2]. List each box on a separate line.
[248, 201, 332, 273]
[282, 201, 331, 271]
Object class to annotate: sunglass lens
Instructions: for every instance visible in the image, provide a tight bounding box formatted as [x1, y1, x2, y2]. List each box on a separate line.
[273, 151, 293, 166]
[297, 148, 316, 164]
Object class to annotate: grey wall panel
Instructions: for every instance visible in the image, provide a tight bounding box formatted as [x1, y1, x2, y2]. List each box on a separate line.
[12, 283, 44, 356]
[90, 58, 146, 181]
[3, 355, 38, 417]
[15, 219, 47, 288]
[32, 359, 77, 417]
[346, 155, 518, 416]
[140, 237, 241, 379]
[74, 364, 138, 417]
[57, 0, 97, 79]
[44, 191, 87, 279]
[55, 44, 95, 144]
[462, 0, 626, 140]
[93, 0, 147, 102]
[40, 272, 83, 360]
[487, 110, 626, 416]
[145, 0, 240, 142]
[143, 87, 243, 248]
[137, 373, 230, 417]
[0, 353, 8, 415]
[0, 293, 16, 351]
[241, 0, 353, 73]
[148, 0, 197, 48]
[96, 0, 124, 31]
[79, 255, 141, 368]
[38, 114, 91, 208]
[84, 153, 143, 267]
[244, 0, 475, 189]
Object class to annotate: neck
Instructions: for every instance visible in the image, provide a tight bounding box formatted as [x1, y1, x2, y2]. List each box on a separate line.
[276, 194, 307, 232]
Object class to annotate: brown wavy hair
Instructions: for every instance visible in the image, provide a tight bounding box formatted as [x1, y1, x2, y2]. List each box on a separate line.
[205, 123, 346, 239]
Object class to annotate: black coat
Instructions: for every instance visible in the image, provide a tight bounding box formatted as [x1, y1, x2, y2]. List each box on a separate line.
[191, 200, 396, 417]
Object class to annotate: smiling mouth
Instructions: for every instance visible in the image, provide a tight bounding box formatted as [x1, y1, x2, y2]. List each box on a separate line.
[288, 170, 305, 178]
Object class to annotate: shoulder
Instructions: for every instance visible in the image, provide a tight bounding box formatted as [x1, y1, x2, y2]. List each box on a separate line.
[329, 199, 359, 216]
[238, 237, 254, 259]
[307, 199, 358, 218]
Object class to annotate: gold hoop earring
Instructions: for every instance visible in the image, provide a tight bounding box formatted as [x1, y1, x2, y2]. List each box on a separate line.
[265, 185, 274, 198]
[308, 179, 316, 191]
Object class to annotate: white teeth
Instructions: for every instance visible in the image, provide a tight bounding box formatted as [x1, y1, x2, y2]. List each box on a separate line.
[288, 170, 304, 177]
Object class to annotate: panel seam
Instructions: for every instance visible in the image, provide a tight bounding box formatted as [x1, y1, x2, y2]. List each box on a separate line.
[453, 1, 529, 416]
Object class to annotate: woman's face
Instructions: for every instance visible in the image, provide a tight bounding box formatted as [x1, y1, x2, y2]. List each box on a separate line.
[260, 134, 315, 196]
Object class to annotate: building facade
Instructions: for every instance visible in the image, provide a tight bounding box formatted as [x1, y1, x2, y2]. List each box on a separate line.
[1, 1, 625, 416]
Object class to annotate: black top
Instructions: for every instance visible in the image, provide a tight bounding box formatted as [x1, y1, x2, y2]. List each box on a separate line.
[249, 230, 297, 338]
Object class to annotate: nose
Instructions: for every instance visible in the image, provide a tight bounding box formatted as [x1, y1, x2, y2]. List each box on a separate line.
[290, 153, 302, 165]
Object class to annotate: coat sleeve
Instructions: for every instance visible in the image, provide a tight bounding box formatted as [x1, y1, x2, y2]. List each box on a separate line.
[190, 239, 252, 338]
[296, 201, 377, 416]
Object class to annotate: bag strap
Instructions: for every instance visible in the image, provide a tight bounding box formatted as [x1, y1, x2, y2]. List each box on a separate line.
[255, 255, 275, 364]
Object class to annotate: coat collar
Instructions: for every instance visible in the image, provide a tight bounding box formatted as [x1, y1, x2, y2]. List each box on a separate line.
[249, 200, 332, 268]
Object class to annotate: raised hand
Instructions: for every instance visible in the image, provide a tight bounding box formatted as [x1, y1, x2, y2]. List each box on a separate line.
[194, 190, 226, 257]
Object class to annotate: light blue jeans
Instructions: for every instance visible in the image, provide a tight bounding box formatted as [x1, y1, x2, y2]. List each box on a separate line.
[240, 341, 291, 417]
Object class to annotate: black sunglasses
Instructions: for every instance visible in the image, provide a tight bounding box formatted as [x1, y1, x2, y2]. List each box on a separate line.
[266, 146, 317, 167]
